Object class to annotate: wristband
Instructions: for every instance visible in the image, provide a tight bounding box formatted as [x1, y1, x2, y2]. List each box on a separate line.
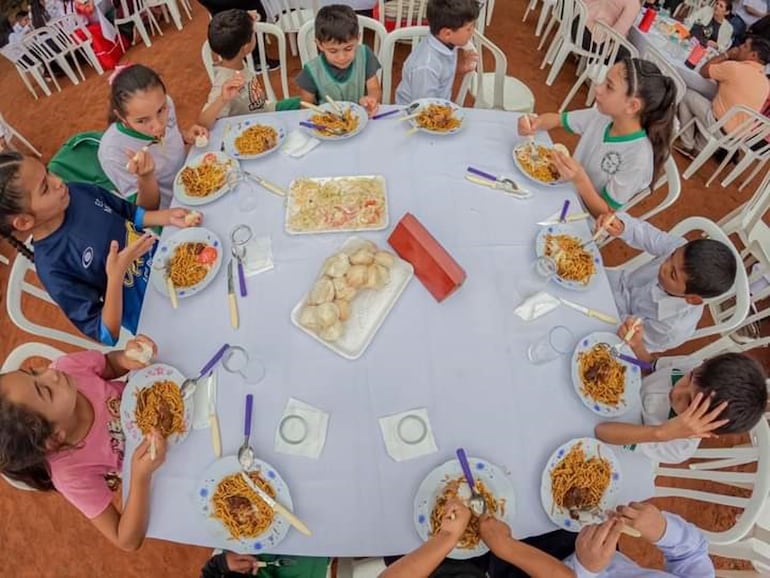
[134, 207, 146, 231]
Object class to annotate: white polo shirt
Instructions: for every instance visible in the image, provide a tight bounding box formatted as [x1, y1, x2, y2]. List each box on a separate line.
[396, 34, 458, 105]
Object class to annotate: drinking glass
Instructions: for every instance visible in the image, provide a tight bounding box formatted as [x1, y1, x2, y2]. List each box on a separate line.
[222, 345, 266, 384]
[527, 325, 574, 364]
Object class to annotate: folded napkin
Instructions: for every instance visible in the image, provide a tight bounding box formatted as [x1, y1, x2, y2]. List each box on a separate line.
[274, 398, 329, 459]
[379, 408, 437, 462]
[282, 129, 320, 158]
[192, 369, 216, 430]
[514, 290, 561, 321]
[243, 236, 274, 277]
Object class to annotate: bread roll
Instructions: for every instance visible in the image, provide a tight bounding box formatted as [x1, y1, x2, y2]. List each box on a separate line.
[323, 253, 351, 278]
[335, 299, 350, 322]
[316, 302, 340, 328]
[346, 264, 368, 288]
[553, 143, 570, 156]
[374, 251, 395, 268]
[350, 248, 374, 266]
[320, 320, 344, 342]
[309, 277, 335, 305]
[299, 305, 322, 330]
[333, 277, 357, 301]
[365, 264, 389, 289]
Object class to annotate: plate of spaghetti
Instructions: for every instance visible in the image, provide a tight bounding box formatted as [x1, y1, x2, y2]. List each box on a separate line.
[535, 223, 601, 290]
[571, 332, 642, 417]
[174, 151, 239, 206]
[197, 455, 293, 553]
[285, 175, 388, 234]
[151, 227, 223, 298]
[540, 437, 621, 532]
[304, 102, 368, 141]
[408, 98, 464, 135]
[224, 118, 286, 160]
[120, 363, 192, 445]
[512, 144, 562, 185]
[414, 457, 515, 559]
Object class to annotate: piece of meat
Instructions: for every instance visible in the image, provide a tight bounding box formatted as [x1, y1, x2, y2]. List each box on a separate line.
[563, 486, 592, 520]
[157, 400, 174, 435]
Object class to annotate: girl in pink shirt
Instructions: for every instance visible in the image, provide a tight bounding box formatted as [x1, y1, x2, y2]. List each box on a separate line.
[0, 336, 167, 551]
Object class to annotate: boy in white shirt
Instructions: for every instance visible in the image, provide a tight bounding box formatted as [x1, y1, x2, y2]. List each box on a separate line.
[395, 0, 480, 105]
[597, 212, 737, 354]
[595, 344, 766, 464]
[199, 9, 300, 129]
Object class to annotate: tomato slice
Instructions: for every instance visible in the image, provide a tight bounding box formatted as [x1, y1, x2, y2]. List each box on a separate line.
[196, 246, 218, 264]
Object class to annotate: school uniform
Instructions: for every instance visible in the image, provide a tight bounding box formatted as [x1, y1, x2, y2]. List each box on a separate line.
[295, 45, 381, 103]
[395, 34, 458, 105]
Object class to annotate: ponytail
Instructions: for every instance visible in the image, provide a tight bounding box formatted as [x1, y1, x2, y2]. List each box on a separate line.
[623, 57, 677, 180]
[0, 152, 35, 263]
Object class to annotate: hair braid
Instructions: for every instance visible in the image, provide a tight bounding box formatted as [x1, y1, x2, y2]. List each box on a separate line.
[0, 152, 35, 262]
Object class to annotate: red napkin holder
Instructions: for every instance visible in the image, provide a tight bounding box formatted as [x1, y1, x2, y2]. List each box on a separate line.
[685, 43, 706, 69]
[639, 8, 657, 32]
[388, 213, 466, 302]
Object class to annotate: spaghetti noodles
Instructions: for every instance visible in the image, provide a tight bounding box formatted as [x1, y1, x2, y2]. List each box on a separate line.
[168, 242, 212, 288]
[234, 125, 278, 156]
[515, 145, 560, 183]
[550, 442, 611, 513]
[134, 380, 186, 437]
[578, 343, 627, 407]
[544, 234, 596, 285]
[211, 471, 276, 539]
[429, 476, 504, 550]
[309, 107, 359, 136]
[415, 104, 461, 132]
[179, 156, 229, 197]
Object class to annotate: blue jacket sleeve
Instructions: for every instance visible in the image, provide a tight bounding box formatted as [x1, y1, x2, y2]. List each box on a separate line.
[79, 184, 139, 226]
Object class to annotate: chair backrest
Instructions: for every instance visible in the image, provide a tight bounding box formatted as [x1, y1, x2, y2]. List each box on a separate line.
[622, 155, 681, 222]
[377, 0, 429, 29]
[201, 39, 217, 84]
[48, 13, 87, 36]
[455, 29, 507, 109]
[591, 21, 639, 69]
[262, 0, 317, 32]
[643, 45, 687, 106]
[655, 419, 770, 546]
[297, 15, 387, 68]
[23, 28, 63, 62]
[569, 0, 589, 46]
[379, 25, 430, 104]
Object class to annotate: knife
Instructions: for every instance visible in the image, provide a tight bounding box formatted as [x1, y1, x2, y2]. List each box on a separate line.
[207, 372, 221, 457]
[537, 212, 591, 226]
[240, 471, 312, 536]
[559, 298, 619, 325]
[244, 171, 285, 197]
[227, 259, 239, 330]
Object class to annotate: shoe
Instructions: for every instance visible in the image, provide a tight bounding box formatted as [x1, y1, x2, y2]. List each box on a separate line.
[253, 57, 280, 72]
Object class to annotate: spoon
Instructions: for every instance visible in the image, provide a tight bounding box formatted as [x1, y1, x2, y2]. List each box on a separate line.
[237, 394, 255, 469]
[179, 344, 230, 399]
[456, 448, 486, 516]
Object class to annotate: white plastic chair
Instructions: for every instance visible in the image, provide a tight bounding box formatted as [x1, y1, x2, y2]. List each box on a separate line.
[114, 0, 162, 49]
[541, 0, 593, 86]
[0, 113, 42, 157]
[677, 105, 770, 186]
[531, 0, 557, 39]
[0, 44, 51, 99]
[6, 253, 121, 352]
[606, 216, 750, 343]
[379, 25, 430, 105]
[144, 0, 184, 31]
[297, 15, 387, 68]
[377, 0, 428, 29]
[655, 419, 770, 547]
[1, 341, 66, 492]
[642, 45, 687, 107]
[48, 14, 104, 77]
[537, 0, 572, 52]
[624, 155, 682, 223]
[455, 30, 535, 112]
[261, 0, 318, 56]
[719, 132, 770, 191]
[22, 27, 81, 89]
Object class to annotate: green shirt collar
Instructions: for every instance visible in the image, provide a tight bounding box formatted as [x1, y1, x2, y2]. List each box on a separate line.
[603, 123, 647, 143]
[116, 122, 157, 142]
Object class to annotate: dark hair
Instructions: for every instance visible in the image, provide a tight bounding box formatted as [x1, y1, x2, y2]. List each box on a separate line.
[715, 0, 732, 13]
[0, 152, 34, 262]
[747, 35, 770, 65]
[748, 14, 770, 39]
[427, 0, 480, 36]
[314, 4, 358, 44]
[0, 377, 56, 491]
[29, 0, 49, 29]
[108, 64, 166, 124]
[682, 238, 737, 297]
[208, 9, 253, 60]
[622, 57, 677, 180]
[692, 352, 768, 434]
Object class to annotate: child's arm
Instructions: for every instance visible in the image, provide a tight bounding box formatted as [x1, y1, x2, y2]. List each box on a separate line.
[618, 317, 655, 365]
[360, 75, 381, 117]
[298, 87, 317, 104]
[103, 335, 157, 380]
[517, 112, 561, 136]
[480, 517, 576, 578]
[91, 433, 166, 551]
[143, 207, 203, 229]
[124, 149, 161, 211]
[596, 212, 685, 257]
[198, 75, 245, 129]
[551, 154, 608, 217]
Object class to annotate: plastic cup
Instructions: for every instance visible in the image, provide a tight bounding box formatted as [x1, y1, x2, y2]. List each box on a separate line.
[527, 325, 574, 364]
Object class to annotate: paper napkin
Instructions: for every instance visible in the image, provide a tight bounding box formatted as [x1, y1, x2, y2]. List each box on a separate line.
[379, 408, 437, 462]
[514, 290, 561, 321]
[274, 398, 329, 459]
[243, 235, 274, 277]
[282, 130, 320, 158]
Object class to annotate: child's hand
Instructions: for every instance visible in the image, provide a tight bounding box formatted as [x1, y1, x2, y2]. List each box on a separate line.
[660, 392, 729, 441]
[617, 317, 643, 349]
[359, 96, 379, 117]
[550, 150, 585, 182]
[575, 518, 623, 573]
[438, 497, 471, 541]
[479, 515, 512, 551]
[224, 552, 259, 573]
[105, 234, 156, 280]
[126, 147, 155, 178]
[221, 73, 245, 103]
[596, 213, 625, 237]
[614, 502, 666, 543]
[123, 334, 157, 369]
[132, 430, 166, 479]
[517, 114, 539, 136]
[459, 49, 479, 73]
[184, 125, 209, 146]
[167, 208, 202, 228]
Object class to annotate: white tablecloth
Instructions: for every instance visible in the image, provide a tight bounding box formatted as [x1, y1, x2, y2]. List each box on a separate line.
[126, 107, 655, 556]
[629, 24, 718, 99]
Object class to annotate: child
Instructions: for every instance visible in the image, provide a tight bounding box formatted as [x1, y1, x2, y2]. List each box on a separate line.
[295, 4, 382, 117]
[595, 348, 767, 464]
[0, 152, 201, 345]
[199, 9, 301, 129]
[7, 11, 31, 45]
[98, 64, 209, 210]
[395, 0, 480, 105]
[0, 335, 167, 551]
[597, 211, 737, 354]
[200, 552, 329, 577]
[518, 57, 677, 217]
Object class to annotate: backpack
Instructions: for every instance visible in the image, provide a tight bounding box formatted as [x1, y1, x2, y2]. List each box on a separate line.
[48, 131, 117, 193]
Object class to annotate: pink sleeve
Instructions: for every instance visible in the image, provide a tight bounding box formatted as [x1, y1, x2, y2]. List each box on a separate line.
[614, 0, 640, 36]
[51, 467, 113, 519]
[50, 351, 107, 376]
[708, 61, 734, 82]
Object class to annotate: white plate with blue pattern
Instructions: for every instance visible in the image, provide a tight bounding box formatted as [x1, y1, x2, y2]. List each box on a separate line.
[535, 222, 601, 291]
[150, 227, 223, 299]
[224, 117, 286, 160]
[407, 98, 465, 135]
[571, 332, 642, 417]
[302, 101, 368, 141]
[540, 437, 622, 532]
[196, 455, 293, 554]
[413, 456, 516, 560]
